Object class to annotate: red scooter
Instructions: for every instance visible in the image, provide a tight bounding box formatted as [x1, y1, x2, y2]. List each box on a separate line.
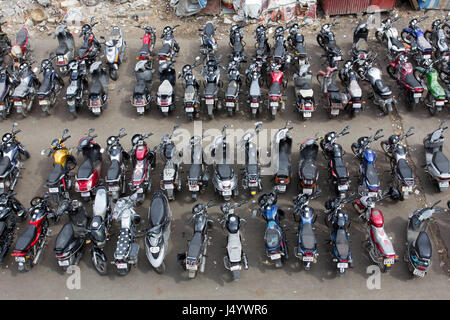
[129, 133, 156, 203]
[74, 129, 103, 201]
[136, 25, 156, 60]
[10, 25, 30, 69]
[387, 53, 423, 111]
[267, 62, 286, 119]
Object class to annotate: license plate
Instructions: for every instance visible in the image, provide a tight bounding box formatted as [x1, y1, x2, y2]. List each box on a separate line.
[337, 262, 348, 269]
[368, 192, 378, 198]
[331, 109, 339, 115]
[205, 99, 214, 105]
[226, 102, 234, 107]
[353, 103, 361, 109]
[39, 100, 48, 105]
[384, 258, 394, 265]
[413, 268, 425, 277]
[149, 246, 160, 254]
[49, 187, 59, 193]
[186, 107, 194, 112]
[186, 264, 197, 271]
[303, 256, 314, 262]
[165, 184, 174, 190]
[270, 253, 281, 260]
[436, 101, 445, 106]
[423, 54, 431, 60]
[109, 186, 119, 192]
[161, 107, 169, 112]
[338, 185, 348, 191]
[270, 102, 278, 107]
[14, 101, 22, 106]
[81, 192, 90, 197]
[58, 56, 64, 62]
[303, 188, 312, 195]
[439, 181, 449, 188]
[137, 107, 145, 113]
[277, 185, 286, 192]
[402, 186, 413, 193]
[303, 112, 312, 117]
[334, 56, 342, 61]
[189, 185, 199, 191]
[137, 188, 144, 193]
[15, 256, 25, 262]
[223, 190, 232, 196]
[251, 102, 259, 108]
[58, 260, 70, 267]
[414, 93, 422, 98]
[230, 265, 241, 271]
[0, 105, 4, 111]
[117, 263, 128, 269]
[0, 182, 4, 188]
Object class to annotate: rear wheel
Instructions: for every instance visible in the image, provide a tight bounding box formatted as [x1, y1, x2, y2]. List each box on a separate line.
[110, 68, 118, 81]
[401, 31, 412, 44]
[231, 270, 240, 281]
[386, 65, 396, 80]
[406, 92, 416, 112]
[92, 253, 108, 275]
[428, 102, 437, 116]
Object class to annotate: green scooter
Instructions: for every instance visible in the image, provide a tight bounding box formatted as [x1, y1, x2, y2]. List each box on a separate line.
[414, 57, 448, 115]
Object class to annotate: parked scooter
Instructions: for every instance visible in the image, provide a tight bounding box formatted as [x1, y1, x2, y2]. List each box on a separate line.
[324, 197, 354, 276]
[111, 193, 141, 276]
[53, 199, 89, 271]
[54, 24, 75, 74]
[65, 59, 88, 118]
[158, 126, 183, 200]
[423, 120, 450, 191]
[157, 59, 176, 116]
[102, 26, 126, 80]
[219, 200, 249, 281]
[77, 21, 101, 69]
[376, 15, 406, 60]
[74, 129, 103, 202]
[181, 201, 216, 279]
[180, 63, 201, 120]
[401, 17, 433, 66]
[135, 25, 156, 61]
[317, 22, 343, 67]
[293, 59, 315, 120]
[239, 122, 263, 196]
[267, 62, 287, 119]
[245, 60, 263, 118]
[380, 127, 415, 200]
[0, 122, 30, 195]
[87, 61, 108, 116]
[387, 53, 423, 111]
[10, 25, 31, 69]
[37, 56, 64, 115]
[351, 129, 384, 198]
[105, 128, 129, 200]
[0, 192, 26, 262]
[288, 22, 307, 66]
[224, 60, 241, 116]
[200, 52, 222, 119]
[320, 126, 351, 199]
[292, 191, 321, 270]
[199, 22, 218, 54]
[210, 125, 238, 201]
[298, 136, 320, 195]
[145, 190, 171, 274]
[12, 194, 54, 271]
[405, 200, 441, 278]
[353, 188, 400, 272]
[186, 135, 209, 201]
[229, 24, 247, 61]
[0, 66, 17, 120]
[10, 61, 40, 117]
[258, 189, 289, 268]
[131, 60, 154, 115]
[272, 121, 293, 193]
[129, 132, 156, 203]
[41, 129, 76, 204]
[317, 65, 348, 118]
[339, 60, 363, 117]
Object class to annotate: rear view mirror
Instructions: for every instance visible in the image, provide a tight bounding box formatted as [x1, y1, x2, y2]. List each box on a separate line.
[41, 149, 47, 156]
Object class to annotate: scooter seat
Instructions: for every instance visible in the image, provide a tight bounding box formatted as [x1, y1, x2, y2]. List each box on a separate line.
[264, 226, 282, 249]
[397, 159, 413, 180]
[0, 156, 11, 176]
[249, 80, 260, 96]
[56, 42, 68, 55]
[149, 195, 168, 227]
[106, 159, 120, 181]
[277, 145, 291, 177]
[134, 80, 147, 96]
[300, 160, 318, 181]
[47, 164, 64, 185]
[327, 82, 340, 93]
[374, 79, 391, 96]
[204, 23, 215, 37]
[38, 76, 52, 96]
[415, 231, 432, 259]
[115, 228, 131, 258]
[15, 225, 37, 252]
[55, 223, 75, 252]
[159, 43, 172, 57]
[217, 164, 232, 179]
[226, 81, 239, 97]
[364, 163, 379, 187]
[15, 28, 28, 47]
[90, 80, 104, 96]
[187, 232, 203, 259]
[432, 151, 449, 174]
[333, 157, 348, 178]
[335, 229, 349, 259]
[77, 158, 93, 179]
[405, 73, 421, 89]
[204, 82, 217, 96]
[189, 164, 202, 179]
[300, 223, 316, 251]
[270, 81, 282, 95]
[390, 37, 405, 50]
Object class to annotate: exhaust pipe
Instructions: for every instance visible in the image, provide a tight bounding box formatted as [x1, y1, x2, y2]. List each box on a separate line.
[200, 243, 207, 273]
[33, 238, 47, 265]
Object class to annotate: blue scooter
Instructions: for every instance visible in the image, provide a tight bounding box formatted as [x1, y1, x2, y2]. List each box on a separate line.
[351, 129, 384, 199]
[401, 17, 433, 66]
[258, 189, 288, 268]
[293, 190, 321, 270]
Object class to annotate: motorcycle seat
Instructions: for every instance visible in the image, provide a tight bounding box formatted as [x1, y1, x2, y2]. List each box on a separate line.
[204, 82, 217, 96]
[330, 92, 343, 103]
[405, 73, 421, 89]
[247, 164, 259, 175]
[327, 82, 340, 93]
[300, 223, 316, 251]
[189, 164, 202, 179]
[12, 80, 30, 98]
[390, 37, 405, 50]
[15, 28, 28, 47]
[77, 158, 93, 179]
[300, 160, 318, 181]
[226, 81, 239, 97]
[55, 223, 75, 252]
[187, 232, 203, 259]
[249, 80, 260, 96]
[56, 42, 69, 55]
[0, 156, 11, 176]
[217, 164, 233, 179]
[397, 159, 413, 180]
[106, 159, 120, 181]
[269, 81, 282, 95]
[335, 229, 349, 259]
[415, 231, 432, 259]
[139, 44, 150, 57]
[15, 225, 37, 252]
[333, 157, 348, 178]
[115, 228, 131, 258]
[90, 79, 104, 96]
[134, 80, 148, 95]
[149, 195, 168, 227]
[233, 41, 243, 55]
[159, 43, 172, 57]
[273, 45, 285, 60]
[265, 225, 282, 249]
[204, 23, 215, 37]
[432, 151, 449, 174]
[38, 76, 53, 96]
[374, 79, 392, 96]
[47, 164, 64, 185]
[364, 163, 380, 187]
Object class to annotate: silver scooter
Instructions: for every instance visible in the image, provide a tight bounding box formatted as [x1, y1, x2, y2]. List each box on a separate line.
[239, 122, 263, 196]
[102, 26, 126, 81]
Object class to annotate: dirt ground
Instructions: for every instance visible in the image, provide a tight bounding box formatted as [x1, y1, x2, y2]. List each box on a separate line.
[0, 4, 449, 300]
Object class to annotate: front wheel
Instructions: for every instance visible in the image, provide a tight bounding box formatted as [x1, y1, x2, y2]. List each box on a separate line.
[401, 30, 412, 44]
[109, 68, 118, 81]
[154, 261, 166, 274]
[91, 252, 108, 276]
[231, 270, 240, 281]
[406, 92, 416, 112]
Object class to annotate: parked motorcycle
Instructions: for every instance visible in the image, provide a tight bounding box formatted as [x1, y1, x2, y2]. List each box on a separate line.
[131, 60, 154, 115]
[199, 22, 217, 54]
[41, 129, 76, 204]
[101, 25, 126, 80]
[292, 191, 321, 270]
[186, 135, 209, 201]
[239, 122, 263, 196]
[0, 66, 17, 120]
[10, 25, 31, 69]
[245, 60, 263, 118]
[376, 15, 406, 60]
[105, 128, 129, 200]
[180, 63, 201, 120]
[65, 59, 88, 118]
[380, 127, 415, 200]
[77, 21, 101, 68]
[54, 24, 75, 74]
[339, 60, 363, 117]
[200, 52, 222, 119]
[10, 60, 40, 117]
[401, 17, 433, 66]
[272, 121, 293, 193]
[424, 19, 450, 83]
[254, 25, 271, 62]
[272, 26, 291, 71]
[157, 59, 176, 116]
[159, 25, 180, 60]
[0, 122, 29, 195]
[158, 126, 183, 200]
[37, 56, 64, 115]
[74, 128, 103, 202]
[135, 25, 156, 61]
[145, 190, 171, 274]
[293, 58, 315, 120]
[224, 60, 241, 116]
[229, 24, 247, 61]
[317, 22, 342, 67]
[267, 62, 287, 119]
[219, 200, 249, 281]
[317, 65, 348, 118]
[258, 189, 288, 268]
[423, 120, 450, 191]
[12, 194, 54, 271]
[0, 19, 11, 65]
[288, 22, 307, 66]
[129, 132, 156, 203]
[320, 126, 351, 199]
[351, 129, 384, 198]
[0, 192, 26, 262]
[298, 136, 320, 195]
[87, 61, 108, 116]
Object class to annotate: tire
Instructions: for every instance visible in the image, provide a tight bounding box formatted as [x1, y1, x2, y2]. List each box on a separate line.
[154, 261, 166, 274]
[316, 34, 325, 49]
[406, 93, 416, 112]
[375, 31, 383, 44]
[380, 140, 390, 155]
[187, 113, 193, 121]
[338, 69, 346, 84]
[401, 30, 412, 44]
[191, 192, 198, 201]
[351, 143, 359, 156]
[21, 150, 30, 160]
[428, 102, 437, 116]
[227, 108, 233, 117]
[92, 253, 108, 276]
[110, 69, 118, 81]
[117, 265, 130, 276]
[386, 65, 396, 80]
[384, 102, 392, 115]
[231, 270, 240, 281]
[350, 107, 359, 118]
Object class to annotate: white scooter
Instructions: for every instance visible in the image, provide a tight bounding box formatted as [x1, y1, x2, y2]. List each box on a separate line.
[102, 26, 126, 81]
